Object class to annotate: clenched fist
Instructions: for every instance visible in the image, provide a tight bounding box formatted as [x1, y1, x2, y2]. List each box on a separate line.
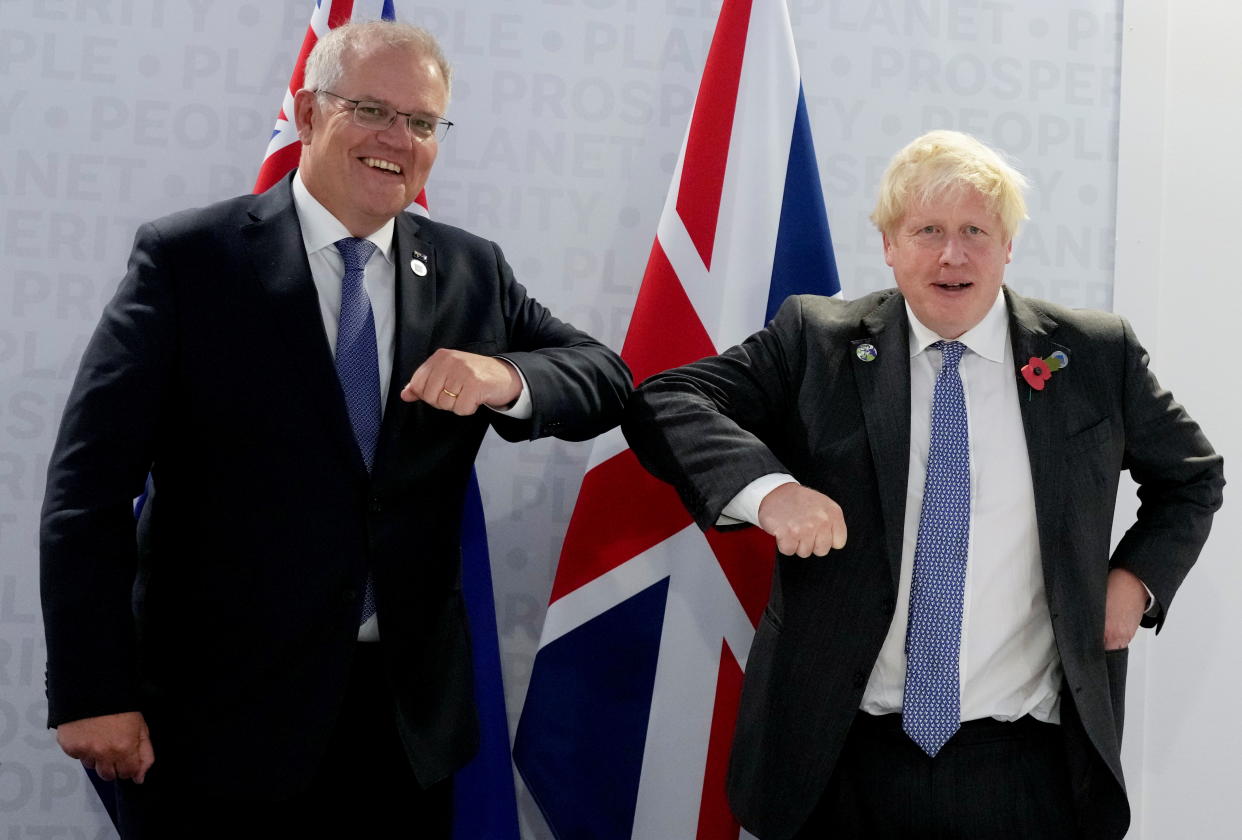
[757, 483, 848, 558]
[400, 349, 522, 415]
[56, 711, 154, 784]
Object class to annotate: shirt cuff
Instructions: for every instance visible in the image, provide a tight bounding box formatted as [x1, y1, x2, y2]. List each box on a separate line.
[718, 474, 798, 526]
[486, 357, 532, 419]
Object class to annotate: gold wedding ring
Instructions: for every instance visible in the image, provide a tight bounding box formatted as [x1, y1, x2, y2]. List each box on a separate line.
[441, 387, 460, 399]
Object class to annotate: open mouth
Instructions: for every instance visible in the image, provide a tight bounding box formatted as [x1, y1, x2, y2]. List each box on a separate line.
[360, 157, 402, 175]
[934, 282, 973, 290]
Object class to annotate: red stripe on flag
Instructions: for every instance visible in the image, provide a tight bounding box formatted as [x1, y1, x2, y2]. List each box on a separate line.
[254, 142, 303, 194]
[327, 0, 355, 27]
[621, 240, 717, 385]
[285, 28, 315, 97]
[550, 450, 693, 604]
[253, 0, 362, 194]
[696, 642, 744, 840]
[705, 527, 775, 628]
[674, 0, 754, 271]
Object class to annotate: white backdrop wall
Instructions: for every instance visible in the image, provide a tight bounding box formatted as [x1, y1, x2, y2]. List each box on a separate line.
[1113, 1, 1241, 838]
[4, 1, 1226, 838]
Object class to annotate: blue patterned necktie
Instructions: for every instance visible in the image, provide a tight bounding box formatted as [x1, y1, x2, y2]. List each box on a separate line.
[903, 340, 971, 757]
[333, 237, 380, 624]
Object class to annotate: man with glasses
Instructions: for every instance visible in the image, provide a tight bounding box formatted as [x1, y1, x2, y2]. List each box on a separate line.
[40, 21, 630, 839]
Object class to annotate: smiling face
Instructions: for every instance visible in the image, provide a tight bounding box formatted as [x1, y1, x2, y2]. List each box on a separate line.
[882, 187, 1012, 339]
[293, 44, 448, 237]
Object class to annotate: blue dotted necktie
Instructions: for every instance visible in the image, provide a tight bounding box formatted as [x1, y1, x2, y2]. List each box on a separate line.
[334, 237, 380, 624]
[903, 340, 970, 757]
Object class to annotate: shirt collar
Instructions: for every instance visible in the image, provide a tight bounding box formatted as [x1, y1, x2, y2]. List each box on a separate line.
[905, 286, 1009, 363]
[292, 170, 394, 263]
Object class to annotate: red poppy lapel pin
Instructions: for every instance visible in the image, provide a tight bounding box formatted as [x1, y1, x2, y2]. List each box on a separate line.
[1021, 349, 1069, 391]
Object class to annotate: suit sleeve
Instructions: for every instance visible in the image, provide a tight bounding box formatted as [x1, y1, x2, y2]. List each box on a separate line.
[484, 241, 632, 443]
[1110, 318, 1224, 629]
[621, 296, 808, 531]
[39, 222, 176, 726]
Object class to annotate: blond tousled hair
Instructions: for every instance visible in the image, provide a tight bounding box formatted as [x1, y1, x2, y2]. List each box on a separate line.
[870, 130, 1028, 241]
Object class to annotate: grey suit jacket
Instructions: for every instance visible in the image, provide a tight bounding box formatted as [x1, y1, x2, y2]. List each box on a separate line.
[623, 287, 1223, 840]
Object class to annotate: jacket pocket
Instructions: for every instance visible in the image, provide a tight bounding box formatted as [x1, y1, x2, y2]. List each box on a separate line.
[1066, 417, 1112, 455]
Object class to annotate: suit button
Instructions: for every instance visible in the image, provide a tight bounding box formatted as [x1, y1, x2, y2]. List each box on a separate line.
[342, 588, 357, 604]
[881, 597, 894, 612]
[853, 670, 867, 689]
[369, 497, 383, 514]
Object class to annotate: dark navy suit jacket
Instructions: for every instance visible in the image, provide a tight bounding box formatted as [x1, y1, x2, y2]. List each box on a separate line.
[40, 174, 631, 796]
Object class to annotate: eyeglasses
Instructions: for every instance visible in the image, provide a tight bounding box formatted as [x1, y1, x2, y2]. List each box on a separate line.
[316, 90, 453, 142]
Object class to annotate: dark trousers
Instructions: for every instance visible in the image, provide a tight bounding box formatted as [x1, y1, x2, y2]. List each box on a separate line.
[794, 712, 1080, 840]
[114, 644, 452, 840]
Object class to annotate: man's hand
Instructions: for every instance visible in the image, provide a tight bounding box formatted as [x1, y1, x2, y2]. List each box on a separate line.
[1104, 567, 1149, 650]
[757, 483, 848, 558]
[400, 349, 522, 416]
[56, 711, 154, 784]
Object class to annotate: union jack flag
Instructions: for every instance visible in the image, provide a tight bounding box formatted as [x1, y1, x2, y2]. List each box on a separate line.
[513, 0, 841, 837]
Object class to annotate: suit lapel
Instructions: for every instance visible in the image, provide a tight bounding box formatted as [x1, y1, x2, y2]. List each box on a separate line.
[1005, 287, 1068, 585]
[854, 292, 912, 590]
[240, 176, 366, 476]
[374, 212, 438, 468]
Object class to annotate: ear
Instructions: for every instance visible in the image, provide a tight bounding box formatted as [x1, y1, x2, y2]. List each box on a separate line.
[1004, 238, 1013, 265]
[882, 231, 896, 267]
[292, 89, 318, 145]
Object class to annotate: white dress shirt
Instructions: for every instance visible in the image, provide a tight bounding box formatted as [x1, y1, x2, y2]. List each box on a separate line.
[291, 172, 531, 640]
[293, 172, 398, 414]
[725, 289, 1063, 724]
[863, 291, 1061, 723]
[291, 172, 533, 420]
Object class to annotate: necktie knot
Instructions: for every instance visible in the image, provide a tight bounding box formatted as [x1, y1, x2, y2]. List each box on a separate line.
[334, 237, 377, 274]
[934, 339, 966, 370]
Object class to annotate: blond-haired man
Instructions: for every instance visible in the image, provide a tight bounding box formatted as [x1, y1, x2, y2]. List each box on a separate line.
[623, 130, 1222, 838]
[41, 21, 629, 839]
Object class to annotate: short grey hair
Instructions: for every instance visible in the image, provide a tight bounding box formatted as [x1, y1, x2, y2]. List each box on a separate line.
[304, 20, 452, 102]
